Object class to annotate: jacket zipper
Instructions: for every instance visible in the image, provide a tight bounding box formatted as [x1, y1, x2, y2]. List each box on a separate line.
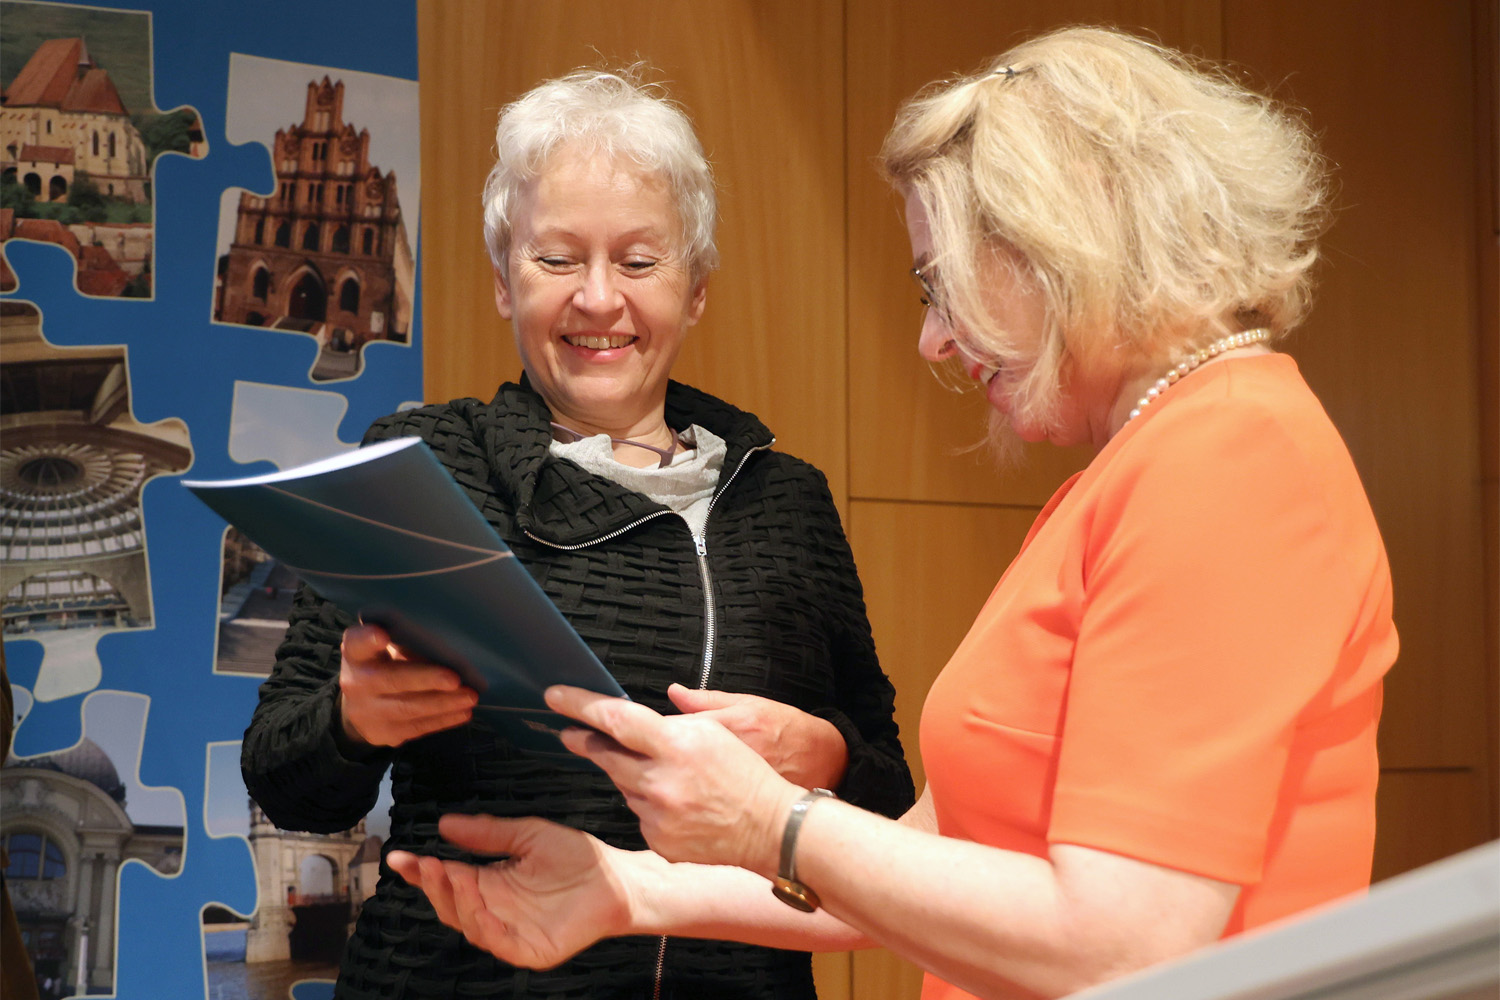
[652, 934, 669, 1000]
[522, 441, 770, 682]
[691, 531, 714, 690]
[523, 509, 676, 552]
[689, 442, 768, 689]
[524, 441, 772, 1000]
[651, 443, 768, 999]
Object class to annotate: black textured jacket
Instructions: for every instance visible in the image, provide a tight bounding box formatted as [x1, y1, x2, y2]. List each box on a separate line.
[241, 379, 915, 999]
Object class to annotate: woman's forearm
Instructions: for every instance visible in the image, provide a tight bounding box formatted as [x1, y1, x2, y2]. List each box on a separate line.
[541, 687, 1235, 998]
[618, 800, 1070, 995]
[788, 801, 1075, 998]
[641, 798, 1232, 1000]
[632, 853, 873, 952]
[771, 801, 1234, 999]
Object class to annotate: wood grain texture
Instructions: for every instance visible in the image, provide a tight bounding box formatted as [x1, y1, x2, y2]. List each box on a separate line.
[812, 951, 852, 1000]
[1474, 0, 1499, 846]
[1224, 0, 1489, 773]
[846, 498, 1038, 1000]
[1373, 769, 1495, 881]
[418, 0, 849, 497]
[847, 499, 1038, 786]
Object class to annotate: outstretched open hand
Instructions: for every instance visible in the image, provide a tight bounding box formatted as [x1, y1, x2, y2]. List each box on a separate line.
[387, 814, 636, 969]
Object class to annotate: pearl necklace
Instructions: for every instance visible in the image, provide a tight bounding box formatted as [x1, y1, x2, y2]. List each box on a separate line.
[1124, 328, 1272, 424]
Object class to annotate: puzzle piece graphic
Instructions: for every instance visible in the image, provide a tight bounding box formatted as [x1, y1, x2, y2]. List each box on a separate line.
[2, 5, 422, 998]
[212, 53, 419, 383]
[1, 689, 190, 1000]
[203, 740, 251, 839]
[0, 1, 207, 300]
[0, 302, 193, 706]
[1, 688, 186, 1000]
[9, 689, 186, 842]
[95, 690, 187, 855]
[200, 740, 391, 996]
[10, 684, 33, 729]
[27, 628, 120, 702]
[1, 645, 61, 757]
[228, 381, 358, 470]
[215, 384, 356, 683]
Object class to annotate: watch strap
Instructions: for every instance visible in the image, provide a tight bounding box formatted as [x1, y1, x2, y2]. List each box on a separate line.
[771, 788, 835, 912]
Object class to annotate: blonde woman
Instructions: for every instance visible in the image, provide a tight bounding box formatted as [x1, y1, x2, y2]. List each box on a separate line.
[389, 28, 1396, 1000]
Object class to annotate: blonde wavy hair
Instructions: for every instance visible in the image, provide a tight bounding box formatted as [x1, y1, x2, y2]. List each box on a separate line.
[881, 26, 1331, 440]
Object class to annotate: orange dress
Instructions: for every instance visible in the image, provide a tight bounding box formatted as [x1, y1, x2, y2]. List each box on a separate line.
[918, 354, 1396, 1000]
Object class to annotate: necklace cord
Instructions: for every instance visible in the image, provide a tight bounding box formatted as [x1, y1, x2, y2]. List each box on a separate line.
[1124, 328, 1272, 425]
[549, 421, 683, 468]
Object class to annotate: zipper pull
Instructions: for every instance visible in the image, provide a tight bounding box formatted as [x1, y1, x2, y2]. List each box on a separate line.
[693, 534, 707, 557]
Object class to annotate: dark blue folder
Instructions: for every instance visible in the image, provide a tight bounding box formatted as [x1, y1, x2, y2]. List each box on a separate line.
[185, 437, 627, 762]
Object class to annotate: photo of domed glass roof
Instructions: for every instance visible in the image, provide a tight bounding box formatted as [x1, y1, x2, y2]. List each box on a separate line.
[0, 301, 190, 699]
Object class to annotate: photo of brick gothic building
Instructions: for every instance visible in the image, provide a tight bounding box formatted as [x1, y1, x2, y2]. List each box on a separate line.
[214, 77, 414, 381]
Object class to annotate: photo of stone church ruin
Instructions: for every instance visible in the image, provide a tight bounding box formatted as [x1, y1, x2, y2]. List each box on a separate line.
[0, 1, 206, 297]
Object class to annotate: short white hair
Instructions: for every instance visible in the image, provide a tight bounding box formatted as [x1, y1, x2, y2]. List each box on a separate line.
[482, 66, 719, 281]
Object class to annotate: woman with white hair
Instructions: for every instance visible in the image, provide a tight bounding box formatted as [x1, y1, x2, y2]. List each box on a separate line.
[241, 68, 913, 1000]
[388, 27, 1397, 1000]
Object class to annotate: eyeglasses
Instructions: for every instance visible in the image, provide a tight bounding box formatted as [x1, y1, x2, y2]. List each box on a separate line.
[910, 261, 950, 325]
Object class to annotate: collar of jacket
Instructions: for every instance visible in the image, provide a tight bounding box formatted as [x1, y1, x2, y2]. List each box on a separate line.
[477, 374, 775, 547]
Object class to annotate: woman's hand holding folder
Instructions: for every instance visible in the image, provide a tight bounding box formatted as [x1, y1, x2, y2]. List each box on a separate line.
[337, 623, 480, 749]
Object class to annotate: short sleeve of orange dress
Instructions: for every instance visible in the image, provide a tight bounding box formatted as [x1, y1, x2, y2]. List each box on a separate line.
[919, 354, 1397, 985]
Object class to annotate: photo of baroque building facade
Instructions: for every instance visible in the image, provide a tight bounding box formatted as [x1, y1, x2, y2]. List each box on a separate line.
[1, 738, 184, 995]
[214, 77, 414, 381]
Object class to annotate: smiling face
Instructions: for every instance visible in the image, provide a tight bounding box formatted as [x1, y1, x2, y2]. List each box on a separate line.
[904, 189, 1120, 450]
[494, 147, 707, 439]
[905, 191, 1050, 441]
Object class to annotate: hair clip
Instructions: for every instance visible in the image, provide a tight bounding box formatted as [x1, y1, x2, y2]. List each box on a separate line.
[992, 65, 1029, 80]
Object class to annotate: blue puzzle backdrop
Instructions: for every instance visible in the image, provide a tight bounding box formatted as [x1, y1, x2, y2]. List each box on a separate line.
[1, 1, 420, 996]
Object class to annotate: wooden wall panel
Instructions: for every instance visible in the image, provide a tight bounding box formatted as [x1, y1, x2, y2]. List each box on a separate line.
[418, 0, 849, 498]
[1474, 0, 1499, 845]
[1374, 770, 1495, 880]
[847, 501, 1038, 786]
[1223, 0, 1490, 773]
[844, 1, 1221, 508]
[845, 499, 1037, 999]
[417, 3, 1496, 999]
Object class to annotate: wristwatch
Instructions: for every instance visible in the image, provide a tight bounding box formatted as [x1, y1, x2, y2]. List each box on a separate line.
[771, 788, 836, 912]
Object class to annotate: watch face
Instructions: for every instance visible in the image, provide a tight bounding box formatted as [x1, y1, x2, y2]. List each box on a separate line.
[772, 877, 821, 913]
